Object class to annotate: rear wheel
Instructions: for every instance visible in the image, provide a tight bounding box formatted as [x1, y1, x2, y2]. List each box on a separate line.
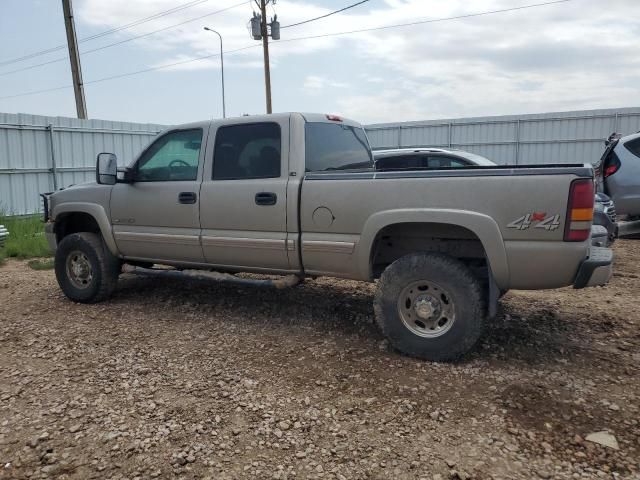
[374, 252, 485, 362]
[55, 232, 121, 303]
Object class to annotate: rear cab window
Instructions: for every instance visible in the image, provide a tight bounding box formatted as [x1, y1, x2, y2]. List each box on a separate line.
[305, 122, 373, 172]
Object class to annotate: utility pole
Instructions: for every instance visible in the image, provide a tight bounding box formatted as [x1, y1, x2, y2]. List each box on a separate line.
[61, 0, 87, 119]
[250, 1, 279, 114]
[259, 0, 272, 114]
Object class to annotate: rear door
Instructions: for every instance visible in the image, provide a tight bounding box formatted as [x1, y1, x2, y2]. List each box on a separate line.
[199, 118, 292, 271]
[110, 127, 206, 263]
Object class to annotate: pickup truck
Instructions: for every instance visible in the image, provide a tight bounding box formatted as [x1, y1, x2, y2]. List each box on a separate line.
[43, 112, 613, 362]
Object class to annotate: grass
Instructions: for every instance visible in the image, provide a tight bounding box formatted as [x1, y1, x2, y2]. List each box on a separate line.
[27, 258, 55, 270]
[0, 214, 51, 263]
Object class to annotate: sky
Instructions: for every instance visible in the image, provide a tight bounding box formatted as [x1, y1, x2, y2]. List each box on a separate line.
[0, 0, 639, 125]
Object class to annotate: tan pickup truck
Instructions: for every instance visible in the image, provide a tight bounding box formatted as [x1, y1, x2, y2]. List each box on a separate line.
[43, 113, 613, 361]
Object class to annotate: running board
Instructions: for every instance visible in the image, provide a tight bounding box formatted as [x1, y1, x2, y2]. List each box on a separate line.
[122, 264, 303, 289]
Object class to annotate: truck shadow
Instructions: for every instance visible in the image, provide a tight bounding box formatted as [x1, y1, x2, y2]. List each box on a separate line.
[114, 273, 381, 339]
[111, 273, 600, 366]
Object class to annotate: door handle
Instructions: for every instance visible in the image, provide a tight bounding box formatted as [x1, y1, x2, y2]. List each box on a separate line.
[255, 192, 277, 206]
[178, 192, 197, 204]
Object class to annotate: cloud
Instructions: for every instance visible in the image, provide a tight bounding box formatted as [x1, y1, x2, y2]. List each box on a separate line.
[303, 75, 348, 92]
[336, 89, 431, 124]
[75, 0, 640, 123]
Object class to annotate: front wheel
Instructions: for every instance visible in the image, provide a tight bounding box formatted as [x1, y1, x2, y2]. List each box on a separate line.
[374, 253, 485, 362]
[54, 232, 121, 303]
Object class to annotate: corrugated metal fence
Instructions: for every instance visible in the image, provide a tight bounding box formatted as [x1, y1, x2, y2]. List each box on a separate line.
[2, 107, 640, 215]
[365, 107, 640, 165]
[0, 113, 165, 215]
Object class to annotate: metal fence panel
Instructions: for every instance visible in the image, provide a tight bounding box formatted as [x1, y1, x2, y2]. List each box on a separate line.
[0, 112, 164, 215]
[3, 108, 640, 215]
[366, 128, 399, 149]
[401, 124, 450, 147]
[366, 107, 640, 168]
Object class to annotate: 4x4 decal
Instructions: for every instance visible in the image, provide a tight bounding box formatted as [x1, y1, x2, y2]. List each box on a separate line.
[507, 213, 561, 231]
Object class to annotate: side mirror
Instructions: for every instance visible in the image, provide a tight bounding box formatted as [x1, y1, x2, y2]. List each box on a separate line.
[96, 153, 117, 185]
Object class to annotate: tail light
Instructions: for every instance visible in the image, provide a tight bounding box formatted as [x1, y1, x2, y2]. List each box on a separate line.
[603, 153, 621, 178]
[564, 179, 594, 242]
[604, 163, 619, 178]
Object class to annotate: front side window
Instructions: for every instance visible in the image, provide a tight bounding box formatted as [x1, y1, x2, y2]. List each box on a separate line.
[305, 122, 373, 172]
[213, 123, 281, 180]
[136, 129, 202, 182]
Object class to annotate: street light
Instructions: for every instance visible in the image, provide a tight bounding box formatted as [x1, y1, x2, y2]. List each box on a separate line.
[203, 26, 226, 118]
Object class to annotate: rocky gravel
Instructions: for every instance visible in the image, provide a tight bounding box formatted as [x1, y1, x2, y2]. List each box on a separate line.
[1, 240, 639, 479]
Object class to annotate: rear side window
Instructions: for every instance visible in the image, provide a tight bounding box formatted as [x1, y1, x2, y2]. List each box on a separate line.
[213, 123, 281, 180]
[427, 156, 468, 168]
[624, 137, 640, 158]
[375, 154, 426, 170]
[305, 122, 373, 172]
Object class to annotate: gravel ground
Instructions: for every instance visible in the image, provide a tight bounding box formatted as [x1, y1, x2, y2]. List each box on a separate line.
[1, 241, 639, 480]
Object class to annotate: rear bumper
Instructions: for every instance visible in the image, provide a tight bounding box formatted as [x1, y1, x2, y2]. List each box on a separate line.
[573, 246, 613, 289]
[45, 222, 57, 253]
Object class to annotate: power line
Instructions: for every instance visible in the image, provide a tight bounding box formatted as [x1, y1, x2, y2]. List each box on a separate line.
[77, 0, 211, 42]
[281, 0, 370, 29]
[0, 0, 572, 101]
[0, 1, 247, 78]
[87, 45, 257, 86]
[277, 0, 571, 41]
[0, 0, 214, 67]
[0, 84, 74, 100]
[0, 45, 260, 101]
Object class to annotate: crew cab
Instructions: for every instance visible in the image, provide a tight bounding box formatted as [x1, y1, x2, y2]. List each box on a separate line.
[43, 113, 613, 361]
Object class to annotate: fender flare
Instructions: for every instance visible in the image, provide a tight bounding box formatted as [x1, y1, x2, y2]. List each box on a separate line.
[52, 203, 119, 256]
[356, 208, 509, 288]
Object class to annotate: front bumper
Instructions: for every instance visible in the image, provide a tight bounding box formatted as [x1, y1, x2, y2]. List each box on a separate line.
[45, 222, 57, 253]
[573, 246, 613, 289]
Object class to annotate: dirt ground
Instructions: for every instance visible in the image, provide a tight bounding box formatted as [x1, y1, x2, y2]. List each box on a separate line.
[0, 241, 639, 480]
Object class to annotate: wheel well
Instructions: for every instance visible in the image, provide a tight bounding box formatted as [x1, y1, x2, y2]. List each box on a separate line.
[55, 212, 101, 242]
[370, 222, 488, 280]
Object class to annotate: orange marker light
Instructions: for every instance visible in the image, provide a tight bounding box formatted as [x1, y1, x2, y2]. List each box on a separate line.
[571, 207, 594, 221]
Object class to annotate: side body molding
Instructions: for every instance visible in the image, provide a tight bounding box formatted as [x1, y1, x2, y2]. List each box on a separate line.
[356, 209, 510, 288]
[52, 203, 120, 256]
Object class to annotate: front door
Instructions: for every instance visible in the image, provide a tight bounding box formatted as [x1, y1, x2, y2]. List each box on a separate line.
[199, 119, 291, 271]
[110, 127, 206, 263]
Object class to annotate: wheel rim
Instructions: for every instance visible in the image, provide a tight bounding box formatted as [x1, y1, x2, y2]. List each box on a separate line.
[397, 280, 455, 338]
[66, 250, 93, 289]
